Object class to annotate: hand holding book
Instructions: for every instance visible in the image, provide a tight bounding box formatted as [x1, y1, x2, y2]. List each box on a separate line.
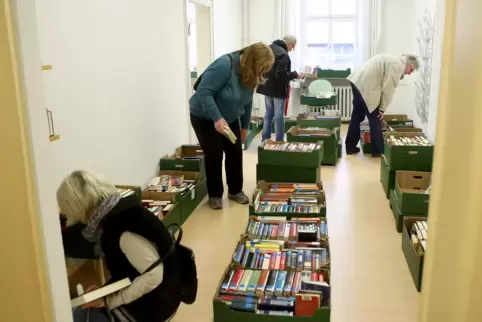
[215, 118, 229, 134]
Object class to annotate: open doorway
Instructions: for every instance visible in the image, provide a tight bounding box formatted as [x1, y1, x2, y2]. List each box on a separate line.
[187, 0, 214, 143]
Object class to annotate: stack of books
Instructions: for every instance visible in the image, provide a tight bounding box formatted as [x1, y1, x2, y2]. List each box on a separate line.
[253, 183, 325, 215]
[411, 220, 428, 254]
[146, 176, 196, 195]
[117, 188, 136, 198]
[263, 142, 321, 152]
[141, 199, 174, 218]
[246, 218, 327, 241]
[387, 136, 431, 146]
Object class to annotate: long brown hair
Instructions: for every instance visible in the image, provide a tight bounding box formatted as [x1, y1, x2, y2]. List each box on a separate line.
[237, 42, 274, 89]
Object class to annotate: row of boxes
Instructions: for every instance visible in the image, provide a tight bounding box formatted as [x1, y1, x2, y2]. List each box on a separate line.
[378, 124, 433, 292]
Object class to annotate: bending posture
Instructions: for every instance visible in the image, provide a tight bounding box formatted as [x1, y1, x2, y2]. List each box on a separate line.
[59, 171, 181, 322]
[257, 35, 301, 142]
[190, 42, 274, 210]
[345, 54, 419, 157]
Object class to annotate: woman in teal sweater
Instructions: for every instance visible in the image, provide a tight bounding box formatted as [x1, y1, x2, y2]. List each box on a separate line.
[190, 42, 274, 210]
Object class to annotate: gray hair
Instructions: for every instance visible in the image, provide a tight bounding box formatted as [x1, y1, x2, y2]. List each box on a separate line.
[404, 54, 420, 70]
[282, 35, 297, 46]
[57, 170, 118, 224]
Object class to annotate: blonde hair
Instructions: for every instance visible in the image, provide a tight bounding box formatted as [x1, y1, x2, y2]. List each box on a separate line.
[57, 170, 118, 224]
[239, 42, 275, 89]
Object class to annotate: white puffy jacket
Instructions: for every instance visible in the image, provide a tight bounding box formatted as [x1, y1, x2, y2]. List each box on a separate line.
[348, 54, 406, 113]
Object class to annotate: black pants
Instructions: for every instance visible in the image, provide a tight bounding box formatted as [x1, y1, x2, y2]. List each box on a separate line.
[190, 114, 243, 198]
[345, 83, 384, 154]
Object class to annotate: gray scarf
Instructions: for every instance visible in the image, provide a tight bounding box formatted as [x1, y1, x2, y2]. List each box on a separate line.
[82, 195, 121, 257]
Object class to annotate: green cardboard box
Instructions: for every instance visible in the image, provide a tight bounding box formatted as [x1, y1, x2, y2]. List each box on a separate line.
[141, 191, 181, 231]
[296, 115, 341, 130]
[213, 265, 331, 322]
[402, 217, 425, 292]
[384, 114, 414, 128]
[287, 127, 338, 165]
[258, 140, 323, 168]
[394, 171, 431, 215]
[316, 68, 351, 78]
[249, 181, 327, 217]
[390, 189, 426, 233]
[384, 133, 434, 171]
[300, 95, 337, 107]
[159, 170, 205, 224]
[256, 164, 320, 183]
[337, 139, 341, 158]
[160, 145, 205, 178]
[380, 155, 395, 199]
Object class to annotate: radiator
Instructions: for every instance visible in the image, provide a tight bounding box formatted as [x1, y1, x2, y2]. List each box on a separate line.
[333, 85, 353, 121]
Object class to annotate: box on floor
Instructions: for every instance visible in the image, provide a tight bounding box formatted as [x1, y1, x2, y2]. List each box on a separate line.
[402, 217, 426, 292]
[159, 170, 207, 224]
[287, 127, 338, 165]
[389, 190, 427, 233]
[159, 145, 205, 178]
[142, 191, 182, 230]
[384, 133, 434, 171]
[394, 171, 431, 215]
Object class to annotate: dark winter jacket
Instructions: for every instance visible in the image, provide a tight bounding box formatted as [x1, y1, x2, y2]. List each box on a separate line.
[256, 40, 298, 98]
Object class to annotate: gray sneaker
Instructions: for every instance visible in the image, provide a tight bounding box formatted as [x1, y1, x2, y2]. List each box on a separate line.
[228, 192, 250, 205]
[208, 197, 223, 210]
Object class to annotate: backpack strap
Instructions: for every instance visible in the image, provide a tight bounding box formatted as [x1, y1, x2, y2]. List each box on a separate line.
[142, 224, 182, 274]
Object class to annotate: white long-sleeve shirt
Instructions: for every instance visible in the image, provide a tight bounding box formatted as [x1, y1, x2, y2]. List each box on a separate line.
[348, 54, 406, 112]
[106, 232, 164, 309]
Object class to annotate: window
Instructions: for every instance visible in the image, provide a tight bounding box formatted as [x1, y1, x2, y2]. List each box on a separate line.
[301, 0, 357, 70]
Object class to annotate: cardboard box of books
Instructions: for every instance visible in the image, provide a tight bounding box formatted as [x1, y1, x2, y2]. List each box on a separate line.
[384, 133, 434, 171]
[296, 113, 341, 130]
[157, 170, 207, 224]
[337, 138, 341, 159]
[389, 190, 427, 233]
[402, 217, 427, 292]
[115, 185, 142, 204]
[67, 259, 107, 298]
[383, 114, 414, 128]
[380, 155, 395, 199]
[243, 117, 263, 150]
[287, 126, 339, 165]
[256, 164, 320, 184]
[394, 171, 431, 215]
[159, 145, 205, 177]
[141, 191, 181, 230]
[258, 141, 323, 168]
[386, 126, 423, 133]
[250, 182, 327, 218]
[213, 218, 331, 322]
[299, 94, 338, 107]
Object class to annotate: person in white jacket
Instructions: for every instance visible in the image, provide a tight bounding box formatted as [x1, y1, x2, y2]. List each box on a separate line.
[345, 54, 419, 157]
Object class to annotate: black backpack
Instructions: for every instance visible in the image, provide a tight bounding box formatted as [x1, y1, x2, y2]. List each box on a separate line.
[193, 54, 233, 91]
[144, 223, 198, 305]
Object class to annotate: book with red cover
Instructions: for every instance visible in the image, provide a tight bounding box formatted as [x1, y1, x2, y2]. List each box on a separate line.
[229, 269, 244, 292]
[295, 293, 321, 316]
[256, 270, 270, 296]
[269, 253, 277, 270]
[280, 252, 287, 270]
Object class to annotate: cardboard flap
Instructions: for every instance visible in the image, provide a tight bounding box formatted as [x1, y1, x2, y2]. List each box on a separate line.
[396, 171, 431, 192]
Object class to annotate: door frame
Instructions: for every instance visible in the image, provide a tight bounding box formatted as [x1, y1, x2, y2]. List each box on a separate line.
[0, 1, 53, 321]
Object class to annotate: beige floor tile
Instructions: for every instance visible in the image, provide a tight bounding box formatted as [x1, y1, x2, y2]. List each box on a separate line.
[172, 126, 420, 322]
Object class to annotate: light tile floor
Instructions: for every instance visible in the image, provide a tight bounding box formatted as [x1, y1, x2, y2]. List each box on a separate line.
[172, 127, 420, 322]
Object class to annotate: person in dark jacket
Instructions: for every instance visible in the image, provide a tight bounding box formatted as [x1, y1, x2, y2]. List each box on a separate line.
[257, 35, 302, 142]
[58, 170, 180, 322]
[190, 42, 275, 210]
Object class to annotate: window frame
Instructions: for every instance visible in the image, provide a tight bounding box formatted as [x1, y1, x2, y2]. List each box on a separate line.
[300, 0, 358, 70]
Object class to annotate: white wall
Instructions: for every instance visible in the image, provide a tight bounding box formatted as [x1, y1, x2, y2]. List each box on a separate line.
[380, 0, 445, 142]
[14, 0, 191, 320]
[212, 0, 243, 57]
[377, 0, 418, 117]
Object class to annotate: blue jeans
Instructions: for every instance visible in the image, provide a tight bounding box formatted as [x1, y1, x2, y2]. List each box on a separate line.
[262, 96, 286, 141]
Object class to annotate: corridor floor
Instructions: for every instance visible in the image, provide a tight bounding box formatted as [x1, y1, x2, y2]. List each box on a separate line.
[172, 129, 420, 322]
